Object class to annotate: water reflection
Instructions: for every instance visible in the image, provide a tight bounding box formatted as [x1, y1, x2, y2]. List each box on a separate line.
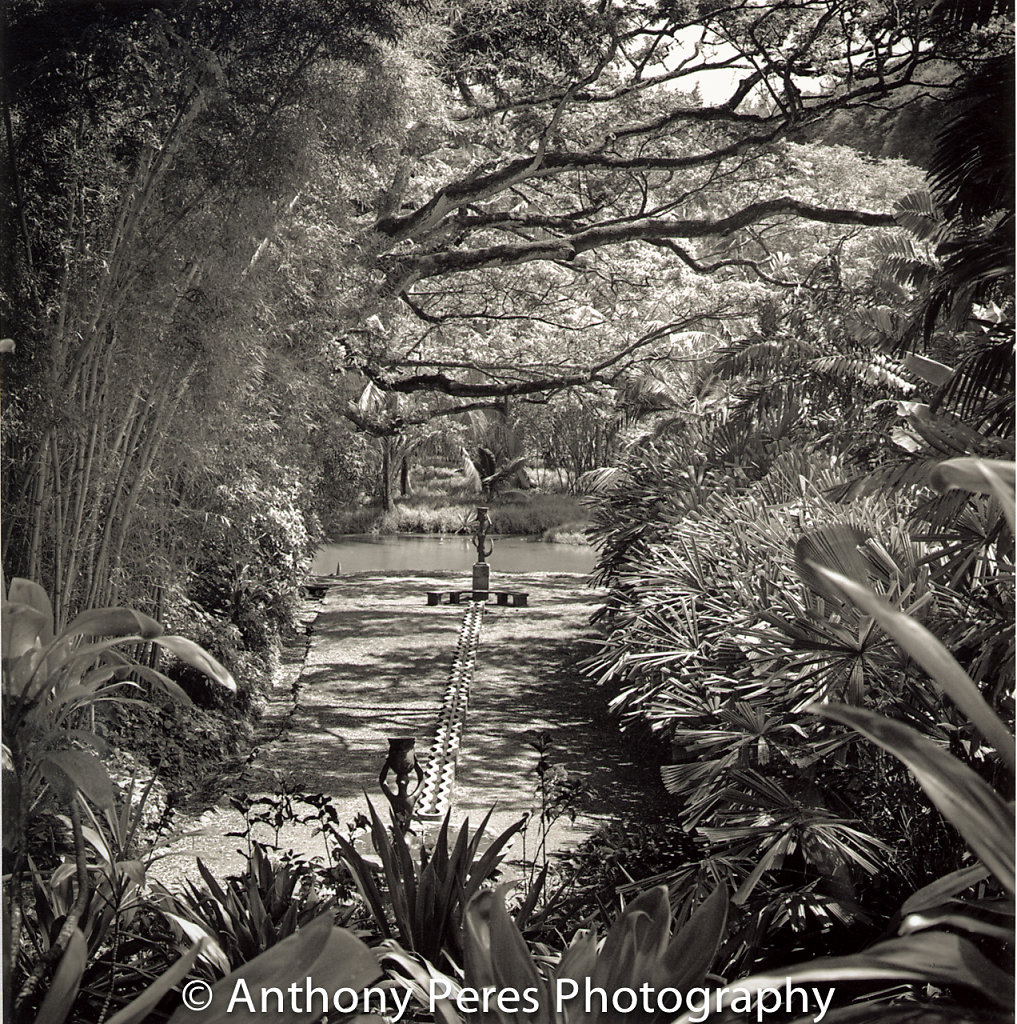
[312, 534, 596, 575]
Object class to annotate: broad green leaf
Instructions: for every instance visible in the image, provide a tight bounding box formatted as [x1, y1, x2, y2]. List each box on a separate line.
[900, 864, 991, 916]
[168, 916, 382, 1024]
[379, 945, 462, 1024]
[929, 458, 1016, 532]
[153, 635, 236, 692]
[487, 888, 547, 1024]
[900, 910, 1014, 942]
[7, 579, 54, 643]
[674, 931, 1012, 1023]
[591, 886, 671, 997]
[106, 942, 203, 1024]
[929, 457, 1016, 495]
[817, 705, 1014, 893]
[554, 930, 598, 1001]
[39, 749, 115, 808]
[655, 884, 727, 990]
[808, 564, 1015, 771]
[903, 352, 954, 386]
[2, 603, 49, 665]
[61, 607, 164, 640]
[33, 928, 86, 1024]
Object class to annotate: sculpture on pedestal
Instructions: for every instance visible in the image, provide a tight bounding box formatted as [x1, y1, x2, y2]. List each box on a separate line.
[472, 506, 493, 597]
[379, 736, 424, 834]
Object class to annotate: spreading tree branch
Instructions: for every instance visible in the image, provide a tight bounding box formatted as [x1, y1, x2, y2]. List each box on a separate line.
[387, 198, 898, 289]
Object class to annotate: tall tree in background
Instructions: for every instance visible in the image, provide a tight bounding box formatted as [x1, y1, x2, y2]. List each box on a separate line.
[328, 0, 1008, 413]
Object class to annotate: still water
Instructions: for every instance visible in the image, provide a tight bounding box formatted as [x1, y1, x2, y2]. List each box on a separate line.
[311, 534, 597, 575]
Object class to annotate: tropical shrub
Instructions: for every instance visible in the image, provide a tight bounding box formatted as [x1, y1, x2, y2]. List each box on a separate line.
[333, 802, 525, 967]
[681, 458, 1014, 1021]
[386, 883, 728, 1024]
[2, 579, 235, 1022]
[158, 844, 344, 975]
[584, 399, 1012, 968]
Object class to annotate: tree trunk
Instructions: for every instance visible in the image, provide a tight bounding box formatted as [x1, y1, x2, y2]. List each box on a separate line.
[381, 442, 393, 511]
[400, 456, 411, 496]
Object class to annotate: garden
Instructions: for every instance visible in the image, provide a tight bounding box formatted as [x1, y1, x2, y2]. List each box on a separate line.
[2, 0, 1013, 1022]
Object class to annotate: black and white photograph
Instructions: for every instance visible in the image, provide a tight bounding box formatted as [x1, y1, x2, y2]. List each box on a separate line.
[2, 1, 1014, 1021]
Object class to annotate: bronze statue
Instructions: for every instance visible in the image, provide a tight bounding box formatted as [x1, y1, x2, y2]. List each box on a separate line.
[379, 737, 424, 834]
[473, 506, 494, 563]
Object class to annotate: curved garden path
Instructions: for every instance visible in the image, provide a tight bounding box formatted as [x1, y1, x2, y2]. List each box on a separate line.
[158, 569, 671, 885]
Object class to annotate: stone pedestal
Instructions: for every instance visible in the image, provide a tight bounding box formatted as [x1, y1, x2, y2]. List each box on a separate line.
[471, 561, 490, 600]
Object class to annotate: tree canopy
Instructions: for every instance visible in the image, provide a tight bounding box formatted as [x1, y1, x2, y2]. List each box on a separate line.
[2, 0, 1013, 618]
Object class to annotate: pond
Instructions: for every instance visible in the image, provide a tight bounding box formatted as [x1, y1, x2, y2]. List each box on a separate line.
[311, 534, 597, 575]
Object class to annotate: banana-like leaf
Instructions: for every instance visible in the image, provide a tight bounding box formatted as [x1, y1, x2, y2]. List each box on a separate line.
[168, 915, 382, 1024]
[7, 579, 54, 643]
[33, 928, 86, 1024]
[2, 603, 51, 665]
[816, 705, 1014, 893]
[61, 607, 164, 640]
[153, 635, 236, 692]
[807, 564, 1015, 771]
[39, 749, 115, 808]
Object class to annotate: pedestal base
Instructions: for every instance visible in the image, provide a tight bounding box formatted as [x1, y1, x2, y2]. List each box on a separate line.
[471, 562, 490, 599]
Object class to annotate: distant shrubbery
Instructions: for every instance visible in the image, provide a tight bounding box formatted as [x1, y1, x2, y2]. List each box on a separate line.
[327, 474, 591, 540]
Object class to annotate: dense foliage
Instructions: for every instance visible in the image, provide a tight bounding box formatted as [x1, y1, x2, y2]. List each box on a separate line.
[2, 0, 1013, 1021]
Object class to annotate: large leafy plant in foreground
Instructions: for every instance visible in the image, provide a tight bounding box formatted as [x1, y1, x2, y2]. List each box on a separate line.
[387, 883, 728, 1024]
[2, 578, 236, 1022]
[680, 457, 1014, 1023]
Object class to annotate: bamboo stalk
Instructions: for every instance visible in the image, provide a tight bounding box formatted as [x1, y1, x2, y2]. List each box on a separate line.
[85, 392, 154, 609]
[106, 367, 196, 605]
[49, 435, 66, 626]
